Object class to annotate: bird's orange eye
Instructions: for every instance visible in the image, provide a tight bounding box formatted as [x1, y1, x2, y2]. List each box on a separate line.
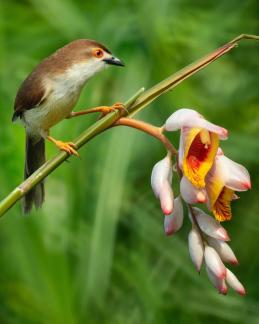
[93, 48, 104, 58]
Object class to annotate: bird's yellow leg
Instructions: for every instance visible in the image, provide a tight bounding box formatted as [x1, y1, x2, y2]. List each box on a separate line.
[47, 136, 79, 157]
[67, 102, 128, 119]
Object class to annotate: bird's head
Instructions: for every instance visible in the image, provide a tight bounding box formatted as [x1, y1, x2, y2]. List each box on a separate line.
[54, 39, 124, 84]
[90, 43, 124, 67]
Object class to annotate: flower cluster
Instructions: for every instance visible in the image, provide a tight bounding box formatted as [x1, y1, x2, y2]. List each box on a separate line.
[151, 108, 251, 295]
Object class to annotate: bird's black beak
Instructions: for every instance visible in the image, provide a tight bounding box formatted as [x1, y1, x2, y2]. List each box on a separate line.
[103, 56, 125, 67]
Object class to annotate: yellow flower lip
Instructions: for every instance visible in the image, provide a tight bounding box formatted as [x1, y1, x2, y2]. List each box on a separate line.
[182, 127, 219, 188]
[212, 186, 234, 222]
[206, 149, 251, 221]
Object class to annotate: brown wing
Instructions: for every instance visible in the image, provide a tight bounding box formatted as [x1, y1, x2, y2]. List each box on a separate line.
[12, 38, 111, 122]
[12, 70, 47, 122]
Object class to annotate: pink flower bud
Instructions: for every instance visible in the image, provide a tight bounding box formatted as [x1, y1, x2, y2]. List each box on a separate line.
[204, 246, 226, 279]
[180, 176, 207, 204]
[151, 155, 174, 214]
[188, 226, 204, 272]
[160, 182, 174, 215]
[164, 197, 183, 235]
[226, 269, 246, 296]
[206, 266, 228, 295]
[206, 236, 238, 265]
[151, 155, 172, 197]
[192, 207, 230, 241]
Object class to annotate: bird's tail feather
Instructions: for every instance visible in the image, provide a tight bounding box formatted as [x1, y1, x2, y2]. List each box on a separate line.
[23, 134, 45, 214]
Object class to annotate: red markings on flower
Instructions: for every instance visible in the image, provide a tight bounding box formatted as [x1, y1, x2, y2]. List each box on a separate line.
[213, 187, 233, 221]
[230, 259, 239, 266]
[243, 182, 251, 190]
[187, 132, 210, 170]
[163, 208, 173, 215]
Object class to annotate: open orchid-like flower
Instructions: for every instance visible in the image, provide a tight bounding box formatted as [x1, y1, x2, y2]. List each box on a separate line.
[206, 149, 251, 221]
[164, 109, 228, 188]
[151, 155, 174, 215]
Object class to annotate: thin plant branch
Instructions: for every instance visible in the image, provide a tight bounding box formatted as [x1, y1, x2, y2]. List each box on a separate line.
[0, 34, 258, 217]
[114, 117, 177, 155]
[229, 34, 259, 43]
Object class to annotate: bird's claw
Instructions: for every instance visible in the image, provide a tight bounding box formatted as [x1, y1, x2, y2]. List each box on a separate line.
[55, 140, 79, 157]
[99, 102, 128, 118]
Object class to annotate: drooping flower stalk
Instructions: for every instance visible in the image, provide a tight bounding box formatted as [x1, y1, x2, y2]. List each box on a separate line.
[114, 104, 250, 296]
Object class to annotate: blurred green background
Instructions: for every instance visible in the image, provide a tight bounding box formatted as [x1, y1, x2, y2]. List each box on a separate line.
[0, 0, 259, 323]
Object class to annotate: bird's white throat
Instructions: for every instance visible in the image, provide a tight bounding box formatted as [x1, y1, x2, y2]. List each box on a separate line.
[52, 60, 106, 97]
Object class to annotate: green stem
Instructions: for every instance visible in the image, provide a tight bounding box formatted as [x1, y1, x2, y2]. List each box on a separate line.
[0, 34, 258, 217]
[126, 34, 259, 116]
[229, 34, 259, 43]
[0, 89, 144, 216]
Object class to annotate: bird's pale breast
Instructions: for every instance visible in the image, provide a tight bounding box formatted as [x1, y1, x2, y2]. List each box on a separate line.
[23, 60, 105, 138]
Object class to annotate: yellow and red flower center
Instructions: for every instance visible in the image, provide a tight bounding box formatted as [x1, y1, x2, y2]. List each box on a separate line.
[212, 187, 234, 221]
[187, 130, 210, 169]
[183, 128, 219, 188]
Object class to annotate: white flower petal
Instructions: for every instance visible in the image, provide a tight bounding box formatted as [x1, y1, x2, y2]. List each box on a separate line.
[160, 182, 174, 215]
[188, 226, 204, 272]
[206, 266, 228, 295]
[192, 207, 230, 241]
[165, 108, 201, 131]
[180, 176, 207, 204]
[191, 118, 228, 140]
[206, 236, 238, 265]
[226, 269, 246, 296]
[165, 108, 228, 139]
[204, 246, 226, 279]
[151, 155, 172, 197]
[164, 197, 184, 235]
[209, 153, 251, 192]
[219, 155, 251, 192]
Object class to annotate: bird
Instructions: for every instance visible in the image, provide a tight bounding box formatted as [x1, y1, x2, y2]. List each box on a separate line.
[12, 39, 124, 213]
